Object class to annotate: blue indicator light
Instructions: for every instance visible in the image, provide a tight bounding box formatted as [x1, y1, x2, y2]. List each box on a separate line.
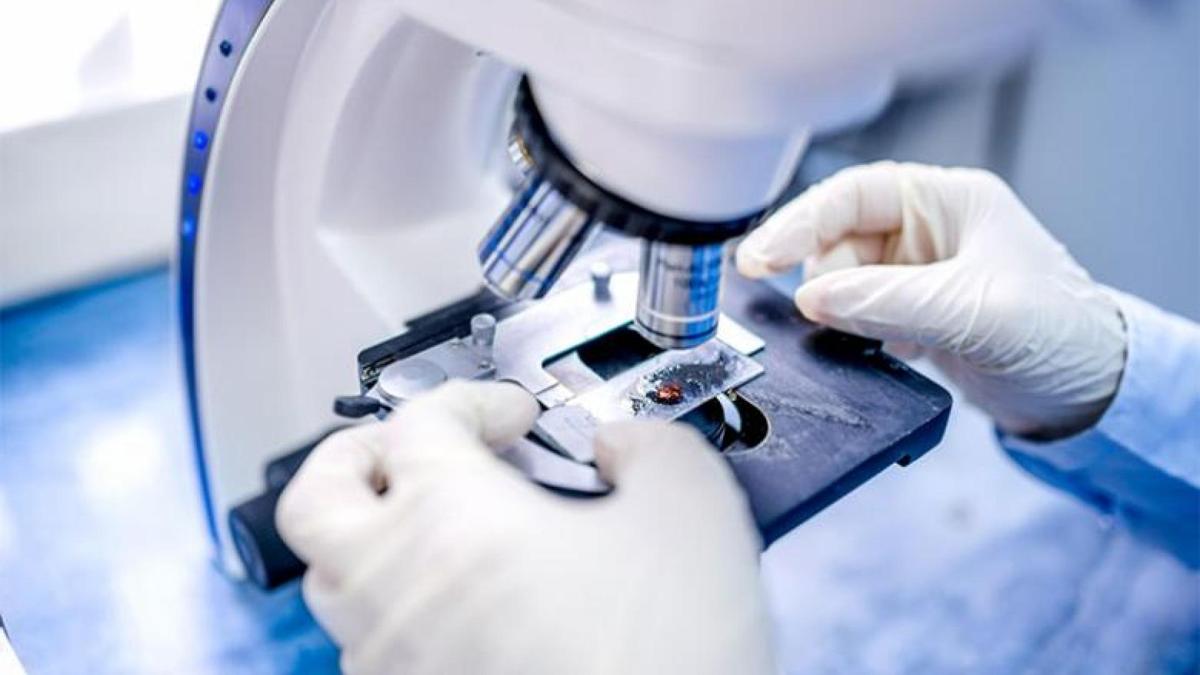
[186, 173, 203, 195]
[182, 216, 196, 238]
[204, 87, 217, 102]
[219, 40, 233, 57]
[193, 131, 209, 151]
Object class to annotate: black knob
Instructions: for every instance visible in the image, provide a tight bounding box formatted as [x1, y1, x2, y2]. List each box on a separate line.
[228, 488, 305, 590]
[334, 395, 385, 418]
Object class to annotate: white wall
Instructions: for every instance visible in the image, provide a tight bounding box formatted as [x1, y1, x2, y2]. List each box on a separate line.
[810, 0, 1198, 321]
[1012, 0, 1199, 320]
[0, 96, 189, 305]
[0, 1, 218, 306]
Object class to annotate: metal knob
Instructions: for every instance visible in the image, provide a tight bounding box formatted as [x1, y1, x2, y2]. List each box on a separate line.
[470, 312, 497, 365]
[377, 359, 447, 403]
[590, 261, 612, 301]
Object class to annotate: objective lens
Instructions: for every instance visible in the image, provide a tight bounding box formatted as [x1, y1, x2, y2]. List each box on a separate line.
[478, 176, 600, 300]
[635, 240, 725, 349]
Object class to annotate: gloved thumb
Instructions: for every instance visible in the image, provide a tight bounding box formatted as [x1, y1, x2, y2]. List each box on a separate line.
[592, 420, 741, 511]
[276, 422, 396, 580]
[381, 380, 541, 486]
[794, 260, 967, 348]
[277, 381, 538, 582]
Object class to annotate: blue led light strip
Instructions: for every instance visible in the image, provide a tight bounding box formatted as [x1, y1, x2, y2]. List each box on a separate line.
[178, 0, 276, 550]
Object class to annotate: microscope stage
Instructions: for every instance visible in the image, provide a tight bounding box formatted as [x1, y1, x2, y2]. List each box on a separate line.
[356, 243, 952, 546]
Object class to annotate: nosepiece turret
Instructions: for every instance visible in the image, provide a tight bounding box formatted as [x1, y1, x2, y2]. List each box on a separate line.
[478, 79, 761, 349]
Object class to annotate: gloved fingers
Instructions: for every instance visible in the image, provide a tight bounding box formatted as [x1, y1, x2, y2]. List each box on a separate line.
[399, 380, 540, 448]
[381, 379, 540, 486]
[794, 261, 966, 347]
[736, 161, 904, 278]
[592, 420, 741, 510]
[278, 382, 540, 580]
[276, 423, 393, 576]
[883, 341, 926, 361]
[802, 234, 888, 281]
[301, 567, 374, 649]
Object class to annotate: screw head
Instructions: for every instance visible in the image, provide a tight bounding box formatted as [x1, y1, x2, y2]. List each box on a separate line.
[590, 262, 612, 298]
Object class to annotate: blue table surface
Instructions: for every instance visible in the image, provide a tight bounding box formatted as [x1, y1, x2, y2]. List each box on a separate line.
[0, 270, 336, 674]
[0, 269, 1196, 674]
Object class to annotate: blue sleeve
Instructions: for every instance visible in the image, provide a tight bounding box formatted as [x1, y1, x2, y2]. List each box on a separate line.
[997, 290, 1200, 568]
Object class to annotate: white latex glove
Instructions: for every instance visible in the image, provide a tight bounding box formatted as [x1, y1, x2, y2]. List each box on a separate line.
[276, 380, 775, 675]
[737, 161, 1126, 439]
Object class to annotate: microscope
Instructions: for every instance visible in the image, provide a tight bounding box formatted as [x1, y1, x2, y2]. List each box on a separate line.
[179, 0, 1038, 587]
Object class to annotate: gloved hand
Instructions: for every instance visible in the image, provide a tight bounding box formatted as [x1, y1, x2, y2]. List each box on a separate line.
[276, 380, 776, 675]
[737, 161, 1126, 439]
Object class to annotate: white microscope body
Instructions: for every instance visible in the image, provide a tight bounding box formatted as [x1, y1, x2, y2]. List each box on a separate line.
[186, 0, 1038, 575]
